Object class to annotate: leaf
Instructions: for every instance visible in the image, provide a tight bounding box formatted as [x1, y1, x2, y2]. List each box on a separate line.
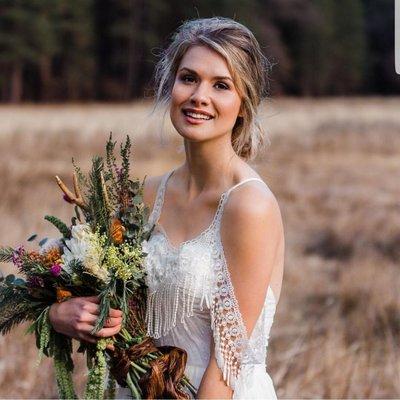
[44, 215, 71, 239]
[39, 238, 48, 247]
[27, 234, 38, 242]
[74, 206, 81, 222]
[25, 321, 36, 335]
[132, 195, 142, 205]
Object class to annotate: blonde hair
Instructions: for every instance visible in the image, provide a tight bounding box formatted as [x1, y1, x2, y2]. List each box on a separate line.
[152, 17, 272, 161]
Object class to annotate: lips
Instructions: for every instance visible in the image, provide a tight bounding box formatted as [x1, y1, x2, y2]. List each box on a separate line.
[182, 108, 214, 120]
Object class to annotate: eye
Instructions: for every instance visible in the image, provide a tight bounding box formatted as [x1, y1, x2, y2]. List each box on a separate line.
[180, 74, 195, 83]
[215, 82, 230, 90]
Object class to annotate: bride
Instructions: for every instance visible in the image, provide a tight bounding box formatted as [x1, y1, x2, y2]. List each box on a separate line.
[49, 17, 285, 399]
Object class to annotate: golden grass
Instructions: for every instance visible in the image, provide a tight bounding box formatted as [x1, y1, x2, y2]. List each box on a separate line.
[0, 97, 399, 398]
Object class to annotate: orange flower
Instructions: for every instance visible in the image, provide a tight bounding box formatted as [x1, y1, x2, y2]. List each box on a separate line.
[28, 251, 43, 262]
[111, 218, 126, 244]
[43, 248, 62, 268]
[56, 287, 72, 303]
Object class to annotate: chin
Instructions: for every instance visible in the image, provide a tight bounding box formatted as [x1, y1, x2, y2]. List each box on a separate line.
[175, 127, 207, 141]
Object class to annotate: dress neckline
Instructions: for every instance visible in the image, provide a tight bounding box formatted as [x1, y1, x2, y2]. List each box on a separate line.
[151, 169, 265, 251]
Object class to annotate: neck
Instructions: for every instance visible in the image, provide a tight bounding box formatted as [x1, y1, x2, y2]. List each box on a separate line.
[177, 135, 243, 198]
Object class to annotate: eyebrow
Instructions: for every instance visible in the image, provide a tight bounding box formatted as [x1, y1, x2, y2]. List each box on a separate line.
[178, 67, 233, 82]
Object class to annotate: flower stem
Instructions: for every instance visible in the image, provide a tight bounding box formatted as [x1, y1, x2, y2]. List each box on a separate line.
[126, 372, 141, 399]
[131, 361, 147, 374]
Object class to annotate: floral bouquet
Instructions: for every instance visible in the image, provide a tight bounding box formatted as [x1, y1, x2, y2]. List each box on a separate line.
[0, 134, 195, 399]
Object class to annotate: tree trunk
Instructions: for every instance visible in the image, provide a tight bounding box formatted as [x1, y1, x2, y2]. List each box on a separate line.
[39, 56, 53, 101]
[10, 62, 23, 103]
[125, 0, 144, 99]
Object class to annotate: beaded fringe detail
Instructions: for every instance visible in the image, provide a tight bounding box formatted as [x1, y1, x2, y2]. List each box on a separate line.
[145, 273, 211, 339]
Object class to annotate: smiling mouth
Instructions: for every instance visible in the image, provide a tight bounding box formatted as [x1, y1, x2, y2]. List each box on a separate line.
[182, 110, 214, 120]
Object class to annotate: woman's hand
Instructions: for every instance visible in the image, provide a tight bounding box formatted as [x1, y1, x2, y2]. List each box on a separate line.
[49, 296, 123, 345]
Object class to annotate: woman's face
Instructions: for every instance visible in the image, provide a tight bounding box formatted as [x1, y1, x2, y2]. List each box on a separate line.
[170, 45, 242, 142]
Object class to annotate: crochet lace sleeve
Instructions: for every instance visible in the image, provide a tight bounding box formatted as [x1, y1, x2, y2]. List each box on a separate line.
[209, 243, 249, 390]
[209, 190, 283, 391]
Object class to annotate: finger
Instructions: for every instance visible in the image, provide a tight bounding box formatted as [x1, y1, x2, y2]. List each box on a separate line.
[94, 324, 122, 338]
[80, 312, 100, 324]
[84, 296, 100, 304]
[82, 314, 122, 328]
[108, 308, 123, 318]
[77, 322, 97, 334]
[81, 302, 100, 315]
[104, 316, 123, 328]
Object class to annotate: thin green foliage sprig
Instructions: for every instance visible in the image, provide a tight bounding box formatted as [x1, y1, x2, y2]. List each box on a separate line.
[86, 156, 111, 237]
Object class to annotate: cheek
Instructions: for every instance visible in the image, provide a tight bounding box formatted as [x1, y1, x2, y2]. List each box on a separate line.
[219, 95, 242, 120]
[171, 82, 188, 106]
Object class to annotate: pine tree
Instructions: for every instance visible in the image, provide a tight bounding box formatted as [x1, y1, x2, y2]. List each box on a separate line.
[0, 1, 59, 101]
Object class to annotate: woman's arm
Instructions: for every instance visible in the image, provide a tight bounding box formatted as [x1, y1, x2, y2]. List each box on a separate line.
[197, 184, 284, 398]
[196, 336, 233, 399]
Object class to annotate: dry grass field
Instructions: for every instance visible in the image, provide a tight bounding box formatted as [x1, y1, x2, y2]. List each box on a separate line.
[0, 97, 399, 398]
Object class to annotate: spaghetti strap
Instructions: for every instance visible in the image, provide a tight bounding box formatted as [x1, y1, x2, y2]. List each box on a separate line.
[225, 177, 266, 197]
[148, 169, 175, 227]
[149, 172, 265, 232]
[214, 177, 267, 227]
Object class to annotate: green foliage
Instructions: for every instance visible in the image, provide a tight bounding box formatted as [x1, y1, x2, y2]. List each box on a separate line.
[0, 284, 34, 335]
[105, 133, 119, 203]
[54, 350, 77, 399]
[39, 238, 48, 247]
[72, 156, 89, 189]
[91, 278, 114, 334]
[87, 156, 111, 236]
[44, 215, 71, 238]
[119, 135, 131, 193]
[28, 234, 38, 242]
[27, 305, 76, 397]
[84, 339, 110, 400]
[0, 247, 14, 263]
[68, 259, 105, 290]
[36, 307, 51, 362]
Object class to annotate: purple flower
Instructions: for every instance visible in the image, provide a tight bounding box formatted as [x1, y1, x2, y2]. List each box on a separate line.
[12, 245, 25, 270]
[27, 276, 44, 288]
[50, 263, 62, 277]
[114, 166, 123, 182]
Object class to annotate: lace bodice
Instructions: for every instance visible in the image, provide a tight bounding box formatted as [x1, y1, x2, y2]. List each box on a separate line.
[143, 169, 278, 394]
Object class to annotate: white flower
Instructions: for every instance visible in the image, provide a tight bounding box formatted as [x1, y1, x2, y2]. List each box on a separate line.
[61, 237, 89, 274]
[141, 239, 149, 253]
[39, 238, 63, 256]
[71, 224, 92, 241]
[61, 224, 109, 282]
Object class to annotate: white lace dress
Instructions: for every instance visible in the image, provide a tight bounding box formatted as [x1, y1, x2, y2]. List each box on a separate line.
[118, 170, 278, 399]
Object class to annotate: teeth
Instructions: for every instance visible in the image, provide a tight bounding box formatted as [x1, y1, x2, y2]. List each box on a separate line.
[185, 111, 212, 120]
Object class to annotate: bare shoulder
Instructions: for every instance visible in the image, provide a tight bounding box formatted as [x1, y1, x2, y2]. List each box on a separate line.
[222, 180, 284, 244]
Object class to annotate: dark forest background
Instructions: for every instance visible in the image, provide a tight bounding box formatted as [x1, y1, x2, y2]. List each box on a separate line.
[0, 0, 398, 102]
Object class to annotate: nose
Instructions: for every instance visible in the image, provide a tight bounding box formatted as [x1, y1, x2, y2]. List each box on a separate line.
[189, 82, 210, 106]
